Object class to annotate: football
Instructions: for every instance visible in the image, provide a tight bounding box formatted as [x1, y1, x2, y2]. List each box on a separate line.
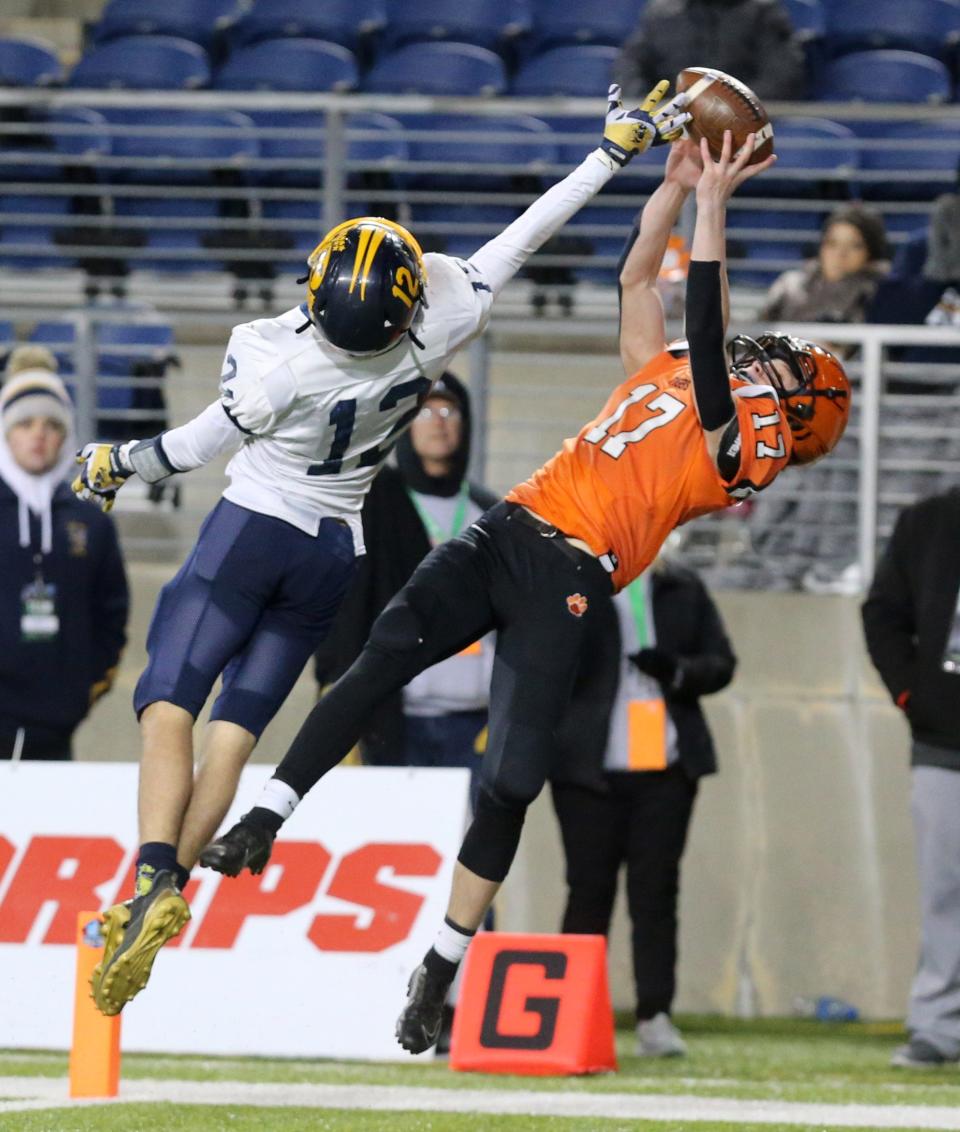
[675, 67, 774, 165]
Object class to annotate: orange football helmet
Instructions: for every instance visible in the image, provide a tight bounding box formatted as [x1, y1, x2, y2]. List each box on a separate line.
[730, 334, 851, 465]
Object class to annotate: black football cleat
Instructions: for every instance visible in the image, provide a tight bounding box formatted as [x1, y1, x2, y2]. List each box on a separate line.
[199, 818, 275, 877]
[395, 963, 452, 1054]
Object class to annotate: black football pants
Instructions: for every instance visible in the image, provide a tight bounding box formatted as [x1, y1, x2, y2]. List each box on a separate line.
[273, 500, 613, 880]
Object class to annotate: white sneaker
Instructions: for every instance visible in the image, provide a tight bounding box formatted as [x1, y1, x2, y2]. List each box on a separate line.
[636, 1012, 688, 1058]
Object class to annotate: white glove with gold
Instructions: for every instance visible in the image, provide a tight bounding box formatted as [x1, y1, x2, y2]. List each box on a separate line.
[597, 81, 692, 169]
[72, 441, 135, 513]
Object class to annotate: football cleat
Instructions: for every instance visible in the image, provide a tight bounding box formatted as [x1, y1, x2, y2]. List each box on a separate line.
[395, 963, 452, 1054]
[199, 818, 275, 877]
[90, 870, 190, 1016]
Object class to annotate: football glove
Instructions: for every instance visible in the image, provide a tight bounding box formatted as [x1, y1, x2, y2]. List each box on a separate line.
[72, 441, 135, 513]
[599, 82, 692, 168]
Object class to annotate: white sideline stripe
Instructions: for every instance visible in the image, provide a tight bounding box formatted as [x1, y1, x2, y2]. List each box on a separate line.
[2, 1077, 960, 1128]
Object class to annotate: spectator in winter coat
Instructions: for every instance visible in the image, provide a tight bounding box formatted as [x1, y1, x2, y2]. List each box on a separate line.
[615, 0, 806, 104]
[862, 489, 960, 1069]
[550, 552, 736, 1058]
[0, 346, 128, 760]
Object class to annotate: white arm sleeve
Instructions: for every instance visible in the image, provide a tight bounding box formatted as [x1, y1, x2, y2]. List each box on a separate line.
[160, 400, 243, 472]
[467, 153, 615, 296]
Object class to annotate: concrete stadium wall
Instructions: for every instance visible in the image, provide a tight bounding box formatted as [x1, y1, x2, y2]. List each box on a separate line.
[77, 569, 918, 1022]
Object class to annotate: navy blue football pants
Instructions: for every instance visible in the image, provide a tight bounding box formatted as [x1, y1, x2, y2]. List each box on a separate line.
[135, 499, 356, 739]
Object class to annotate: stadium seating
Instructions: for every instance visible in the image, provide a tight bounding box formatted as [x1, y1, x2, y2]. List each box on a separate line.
[363, 42, 508, 95]
[212, 39, 359, 91]
[248, 110, 406, 188]
[0, 195, 72, 270]
[524, 0, 641, 53]
[745, 116, 858, 198]
[818, 50, 952, 103]
[398, 113, 556, 191]
[67, 36, 211, 90]
[98, 108, 258, 184]
[0, 36, 62, 86]
[0, 107, 111, 183]
[92, 0, 246, 51]
[783, 0, 826, 42]
[822, 0, 960, 61]
[853, 120, 960, 199]
[406, 201, 521, 258]
[227, 0, 387, 52]
[381, 0, 530, 51]
[510, 45, 617, 96]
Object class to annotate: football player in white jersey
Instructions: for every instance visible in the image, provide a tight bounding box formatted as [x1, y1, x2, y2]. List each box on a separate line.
[71, 82, 690, 1017]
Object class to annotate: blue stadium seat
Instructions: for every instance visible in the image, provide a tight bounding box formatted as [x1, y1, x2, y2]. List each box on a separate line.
[227, 0, 386, 51]
[0, 195, 72, 270]
[68, 35, 211, 89]
[29, 321, 76, 374]
[890, 229, 929, 279]
[262, 199, 323, 263]
[363, 42, 508, 95]
[100, 108, 257, 184]
[381, 0, 530, 51]
[407, 202, 521, 258]
[0, 108, 111, 182]
[727, 208, 823, 279]
[213, 38, 358, 91]
[818, 50, 952, 103]
[562, 204, 642, 283]
[511, 45, 617, 96]
[525, 0, 642, 53]
[854, 120, 960, 200]
[399, 113, 556, 190]
[0, 36, 62, 86]
[96, 321, 175, 374]
[823, 0, 960, 61]
[745, 116, 858, 198]
[783, 0, 826, 40]
[92, 0, 245, 50]
[249, 110, 406, 187]
[113, 196, 221, 265]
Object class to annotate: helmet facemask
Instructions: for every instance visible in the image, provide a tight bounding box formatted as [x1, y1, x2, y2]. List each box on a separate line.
[730, 334, 851, 465]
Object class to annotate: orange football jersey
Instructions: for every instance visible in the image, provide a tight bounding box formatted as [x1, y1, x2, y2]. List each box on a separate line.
[507, 348, 793, 592]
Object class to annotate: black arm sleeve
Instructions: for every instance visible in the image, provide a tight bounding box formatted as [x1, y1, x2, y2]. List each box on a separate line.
[685, 260, 735, 431]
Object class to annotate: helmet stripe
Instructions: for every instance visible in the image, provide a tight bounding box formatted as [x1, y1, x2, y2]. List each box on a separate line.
[348, 226, 386, 301]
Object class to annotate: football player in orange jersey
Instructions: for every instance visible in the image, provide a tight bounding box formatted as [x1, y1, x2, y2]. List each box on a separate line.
[201, 131, 851, 1054]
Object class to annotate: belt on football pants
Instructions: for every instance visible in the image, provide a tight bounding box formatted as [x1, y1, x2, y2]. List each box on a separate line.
[507, 504, 618, 575]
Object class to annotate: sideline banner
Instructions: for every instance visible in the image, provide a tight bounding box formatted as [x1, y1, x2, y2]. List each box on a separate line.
[0, 763, 469, 1059]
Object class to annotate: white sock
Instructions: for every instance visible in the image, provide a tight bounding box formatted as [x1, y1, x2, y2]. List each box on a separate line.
[257, 778, 300, 821]
[432, 916, 475, 965]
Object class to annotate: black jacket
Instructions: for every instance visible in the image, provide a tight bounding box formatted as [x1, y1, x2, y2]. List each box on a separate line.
[862, 489, 960, 767]
[552, 561, 737, 791]
[615, 0, 806, 103]
[0, 480, 128, 742]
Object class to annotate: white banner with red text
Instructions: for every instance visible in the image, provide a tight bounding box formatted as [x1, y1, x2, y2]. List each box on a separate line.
[0, 762, 470, 1059]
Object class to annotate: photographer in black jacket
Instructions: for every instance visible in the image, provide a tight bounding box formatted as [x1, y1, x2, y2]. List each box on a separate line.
[862, 489, 960, 1069]
[550, 552, 735, 1057]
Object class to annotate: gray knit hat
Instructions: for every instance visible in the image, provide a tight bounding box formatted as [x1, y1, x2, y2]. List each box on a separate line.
[0, 370, 73, 434]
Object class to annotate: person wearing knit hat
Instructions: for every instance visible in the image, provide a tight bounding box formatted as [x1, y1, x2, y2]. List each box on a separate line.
[0, 347, 128, 761]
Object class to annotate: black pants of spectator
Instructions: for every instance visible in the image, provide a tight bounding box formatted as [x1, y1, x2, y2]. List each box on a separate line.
[550, 764, 697, 1022]
[0, 725, 72, 760]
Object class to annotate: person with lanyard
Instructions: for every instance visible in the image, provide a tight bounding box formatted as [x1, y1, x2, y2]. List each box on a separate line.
[314, 372, 497, 792]
[0, 345, 128, 761]
[548, 547, 736, 1057]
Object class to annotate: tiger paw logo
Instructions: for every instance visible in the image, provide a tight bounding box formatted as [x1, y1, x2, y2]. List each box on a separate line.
[566, 593, 589, 617]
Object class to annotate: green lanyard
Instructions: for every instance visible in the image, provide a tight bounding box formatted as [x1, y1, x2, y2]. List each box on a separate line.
[406, 482, 469, 545]
[626, 574, 651, 649]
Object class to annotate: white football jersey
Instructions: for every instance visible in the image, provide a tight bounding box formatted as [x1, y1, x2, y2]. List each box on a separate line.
[214, 253, 493, 551]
